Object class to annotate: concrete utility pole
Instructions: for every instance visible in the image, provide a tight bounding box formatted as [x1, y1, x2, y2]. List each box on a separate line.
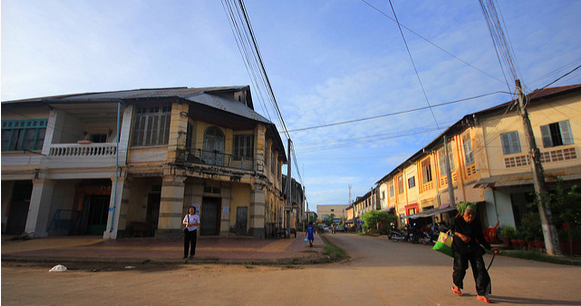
[285, 139, 292, 238]
[515, 79, 562, 256]
[443, 135, 455, 207]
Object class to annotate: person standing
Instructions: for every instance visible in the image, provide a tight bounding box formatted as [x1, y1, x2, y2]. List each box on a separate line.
[305, 222, 315, 247]
[451, 202, 500, 303]
[183, 206, 200, 259]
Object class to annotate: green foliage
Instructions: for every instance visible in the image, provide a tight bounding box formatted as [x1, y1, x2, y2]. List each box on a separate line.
[322, 214, 335, 226]
[360, 211, 397, 231]
[519, 211, 543, 241]
[533, 178, 581, 241]
[500, 225, 516, 239]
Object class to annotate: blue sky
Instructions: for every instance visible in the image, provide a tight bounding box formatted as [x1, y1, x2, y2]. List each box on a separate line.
[2, 1, 581, 212]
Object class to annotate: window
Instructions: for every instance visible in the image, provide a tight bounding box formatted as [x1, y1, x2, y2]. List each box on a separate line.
[381, 191, 386, 199]
[233, 134, 254, 160]
[462, 133, 474, 165]
[421, 158, 432, 183]
[203, 127, 225, 165]
[1, 119, 47, 152]
[438, 143, 455, 176]
[91, 134, 108, 143]
[408, 176, 416, 188]
[389, 183, 395, 198]
[501, 131, 521, 155]
[541, 120, 573, 148]
[397, 175, 404, 194]
[131, 105, 171, 146]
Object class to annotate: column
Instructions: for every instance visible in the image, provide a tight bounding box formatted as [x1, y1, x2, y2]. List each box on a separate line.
[249, 185, 265, 239]
[156, 175, 186, 239]
[25, 178, 55, 237]
[103, 174, 127, 239]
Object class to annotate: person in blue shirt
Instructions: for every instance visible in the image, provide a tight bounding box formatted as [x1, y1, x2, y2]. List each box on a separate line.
[305, 222, 315, 247]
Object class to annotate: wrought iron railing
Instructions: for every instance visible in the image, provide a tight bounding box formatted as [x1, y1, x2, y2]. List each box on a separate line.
[184, 148, 254, 171]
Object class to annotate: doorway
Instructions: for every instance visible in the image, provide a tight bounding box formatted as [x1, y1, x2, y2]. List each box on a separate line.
[5, 181, 33, 235]
[84, 195, 110, 235]
[200, 197, 220, 236]
[236, 207, 248, 236]
[146, 193, 160, 237]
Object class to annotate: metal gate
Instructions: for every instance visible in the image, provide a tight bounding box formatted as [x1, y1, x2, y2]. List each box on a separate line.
[236, 207, 248, 236]
[200, 197, 220, 236]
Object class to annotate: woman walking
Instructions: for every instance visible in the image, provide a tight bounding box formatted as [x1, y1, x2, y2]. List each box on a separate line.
[183, 206, 200, 259]
[451, 202, 500, 303]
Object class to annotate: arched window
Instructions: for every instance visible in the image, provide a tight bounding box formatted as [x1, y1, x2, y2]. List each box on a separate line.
[203, 127, 225, 166]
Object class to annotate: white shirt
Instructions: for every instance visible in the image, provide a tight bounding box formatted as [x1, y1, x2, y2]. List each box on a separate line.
[183, 214, 200, 231]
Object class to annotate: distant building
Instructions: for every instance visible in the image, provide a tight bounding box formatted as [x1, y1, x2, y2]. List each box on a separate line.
[317, 204, 349, 222]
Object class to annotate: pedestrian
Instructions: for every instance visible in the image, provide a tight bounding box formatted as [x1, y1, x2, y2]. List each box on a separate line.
[451, 202, 501, 303]
[183, 205, 200, 259]
[305, 222, 315, 247]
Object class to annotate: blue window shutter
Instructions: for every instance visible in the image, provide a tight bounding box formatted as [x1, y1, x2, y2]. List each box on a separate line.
[540, 125, 553, 148]
[559, 120, 574, 145]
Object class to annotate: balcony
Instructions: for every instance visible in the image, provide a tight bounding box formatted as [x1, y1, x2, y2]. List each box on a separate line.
[43, 142, 118, 169]
[181, 148, 255, 171]
[49, 142, 117, 157]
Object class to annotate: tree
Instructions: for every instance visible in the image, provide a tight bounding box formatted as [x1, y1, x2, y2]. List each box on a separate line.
[544, 179, 581, 254]
[322, 214, 335, 227]
[361, 211, 397, 232]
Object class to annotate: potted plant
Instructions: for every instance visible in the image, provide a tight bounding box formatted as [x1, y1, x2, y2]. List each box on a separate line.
[500, 226, 515, 248]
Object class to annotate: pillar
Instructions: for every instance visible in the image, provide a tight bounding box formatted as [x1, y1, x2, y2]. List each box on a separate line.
[249, 185, 265, 239]
[25, 178, 55, 237]
[156, 175, 186, 238]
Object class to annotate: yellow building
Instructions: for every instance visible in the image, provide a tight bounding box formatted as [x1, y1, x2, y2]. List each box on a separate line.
[1, 86, 288, 239]
[377, 84, 581, 230]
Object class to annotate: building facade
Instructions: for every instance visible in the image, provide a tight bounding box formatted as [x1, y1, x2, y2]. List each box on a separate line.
[372, 85, 581, 231]
[1, 86, 289, 239]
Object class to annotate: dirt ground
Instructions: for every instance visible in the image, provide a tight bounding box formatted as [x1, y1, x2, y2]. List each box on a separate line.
[3, 234, 581, 306]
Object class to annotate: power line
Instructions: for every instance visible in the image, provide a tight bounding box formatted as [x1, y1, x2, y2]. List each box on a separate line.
[360, 0, 505, 84]
[388, 0, 440, 130]
[288, 91, 509, 133]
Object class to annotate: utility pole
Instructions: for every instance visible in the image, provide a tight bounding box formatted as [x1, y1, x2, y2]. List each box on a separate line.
[285, 139, 292, 238]
[443, 135, 455, 207]
[516, 79, 562, 256]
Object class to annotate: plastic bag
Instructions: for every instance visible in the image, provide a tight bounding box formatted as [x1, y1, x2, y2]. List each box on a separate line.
[432, 231, 454, 257]
[304, 237, 308, 242]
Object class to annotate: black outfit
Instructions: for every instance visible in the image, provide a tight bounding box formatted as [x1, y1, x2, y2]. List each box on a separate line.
[184, 228, 197, 258]
[452, 216, 492, 296]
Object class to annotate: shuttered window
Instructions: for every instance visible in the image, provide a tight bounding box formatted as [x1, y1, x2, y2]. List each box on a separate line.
[540, 120, 574, 148]
[131, 105, 171, 146]
[1, 119, 47, 152]
[462, 133, 474, 165]
[501, 131, 521, 155]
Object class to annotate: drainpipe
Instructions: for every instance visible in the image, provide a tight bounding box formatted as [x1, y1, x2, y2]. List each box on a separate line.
[110, 100, 121, 233]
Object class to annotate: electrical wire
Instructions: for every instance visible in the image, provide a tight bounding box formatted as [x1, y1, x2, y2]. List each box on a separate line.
[388, 0, 440, 131]
[359, 0, 505, 84]
[288, 91, 509, 133]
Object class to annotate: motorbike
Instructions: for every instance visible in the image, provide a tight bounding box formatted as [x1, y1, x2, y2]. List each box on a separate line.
[389, 228, 407, 242]
[419, 231, 435, 245]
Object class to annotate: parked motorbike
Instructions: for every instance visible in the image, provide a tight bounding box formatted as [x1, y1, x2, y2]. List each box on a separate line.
[389, 228, 407, 242]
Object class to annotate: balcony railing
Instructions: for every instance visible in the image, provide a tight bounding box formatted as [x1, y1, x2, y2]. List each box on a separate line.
[49, 143, 117, 157]
[183, 148, 254, 171]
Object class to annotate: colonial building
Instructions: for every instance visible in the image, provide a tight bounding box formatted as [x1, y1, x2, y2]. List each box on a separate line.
[375, 84, 581, 230]
[1, 86, 288, 239]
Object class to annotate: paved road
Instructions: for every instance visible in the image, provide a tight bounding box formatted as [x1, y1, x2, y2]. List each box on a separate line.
[2, 233, 580, 305]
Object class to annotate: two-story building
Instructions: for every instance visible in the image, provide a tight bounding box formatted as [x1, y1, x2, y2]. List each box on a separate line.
[375, 84, 581, 231]
[1, 86, 289, 239]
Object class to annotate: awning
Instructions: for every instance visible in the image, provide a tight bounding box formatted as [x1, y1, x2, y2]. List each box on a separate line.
[401, 206, 457, 219]
[473, 165, 581, 188]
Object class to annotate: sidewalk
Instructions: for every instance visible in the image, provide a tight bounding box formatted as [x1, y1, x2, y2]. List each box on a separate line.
[1, 232, 328, 266]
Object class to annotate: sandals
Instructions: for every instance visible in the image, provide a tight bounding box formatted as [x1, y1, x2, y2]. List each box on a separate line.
[451, 286, 463, 296]
[477, 296, 493, 303]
